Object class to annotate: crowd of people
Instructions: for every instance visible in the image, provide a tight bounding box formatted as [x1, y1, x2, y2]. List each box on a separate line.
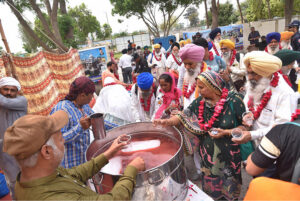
[1, 20, 300, 201]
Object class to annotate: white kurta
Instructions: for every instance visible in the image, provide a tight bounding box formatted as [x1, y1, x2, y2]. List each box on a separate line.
[223, 53, 246, 83]
[148, 51, 166, 78]
[166, 54, 184, 71]
[131, 84, 157, 122]
[244, 75, 295, 145]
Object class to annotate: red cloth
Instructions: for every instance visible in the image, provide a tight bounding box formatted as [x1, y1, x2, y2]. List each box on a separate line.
[155, 72, 182, 119]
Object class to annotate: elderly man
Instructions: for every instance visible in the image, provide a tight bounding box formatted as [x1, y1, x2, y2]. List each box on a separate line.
[209, 27, 222, 56]
[178, 43, 206, 109]
[131, 72, 157, 122]
[233, 51, 295, 147]
[220, 39, 246, 92]
[280, 31, 294, 50]
[275, 49, 300, 91]
[0, 77, 27, 199]
[193, 37, 226, 73]
[3, 110, 145, 200]
[147, 44, 166, 78]
[50, 76, 95, 168]
[265, 32, 282, 54]
[165, 42, 183, 83]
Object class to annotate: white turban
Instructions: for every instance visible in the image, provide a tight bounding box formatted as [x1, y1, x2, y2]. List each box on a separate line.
[0, 77, 21, 91]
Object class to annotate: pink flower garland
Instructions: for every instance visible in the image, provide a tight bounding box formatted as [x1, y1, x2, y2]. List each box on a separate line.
[198, 88, 229, 131]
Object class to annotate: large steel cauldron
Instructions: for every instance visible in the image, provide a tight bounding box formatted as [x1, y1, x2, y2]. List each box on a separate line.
[86, 122, 188, 201]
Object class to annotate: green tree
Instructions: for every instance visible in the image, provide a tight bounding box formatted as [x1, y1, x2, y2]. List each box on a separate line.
[183, 6, 200, 27]
[3, 0, 69, 52]
[18, 24, 38, 53]
[246, 0, 300, 26]
[110, 0, 201, 37]
[207, 1, 238, 26]
[159, 16, 180, 31]
[102, 23, 112, 39]
[68, 3, 102, 44]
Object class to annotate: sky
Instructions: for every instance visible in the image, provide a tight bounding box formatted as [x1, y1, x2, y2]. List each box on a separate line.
[0, 0, 240, 53]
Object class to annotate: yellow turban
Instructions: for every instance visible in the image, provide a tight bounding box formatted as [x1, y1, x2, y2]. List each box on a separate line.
[153, 44, 161, 49]
[179, 40, 185, 45]
[186, 39, 192, 44]
[280, 31, 294, 41]
[219, 39, 235, 50]
[243, 51, 282, 77]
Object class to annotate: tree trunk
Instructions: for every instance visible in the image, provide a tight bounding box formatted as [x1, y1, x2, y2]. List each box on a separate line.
[266, 0, 272, 19]
[285, 0, 294, 28]
[50, 0, 68, 52]
[6, 0, 53, 52]
[60, 0, 67, 14]
[204, 0, 209, 28]
[211, 0, 219, 29]
[236, 0, 244, 23]
[29, 0, 68, 52]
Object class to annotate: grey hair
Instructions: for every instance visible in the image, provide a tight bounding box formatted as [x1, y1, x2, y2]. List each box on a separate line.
[17, 135, 57, 168]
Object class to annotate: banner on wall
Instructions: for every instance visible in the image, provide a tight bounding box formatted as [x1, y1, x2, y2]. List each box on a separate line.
[78, 46, 109, 83]
[183, 24, 244, 49]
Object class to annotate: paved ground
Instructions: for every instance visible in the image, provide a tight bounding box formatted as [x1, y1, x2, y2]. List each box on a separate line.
[184, 155, 252, 200]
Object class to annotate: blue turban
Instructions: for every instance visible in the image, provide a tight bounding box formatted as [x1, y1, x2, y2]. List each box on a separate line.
[137, 72, 153, 90]
[266, 32, 281, 44]
[209, 28, 221, 40]
[208, 42, 213, 51]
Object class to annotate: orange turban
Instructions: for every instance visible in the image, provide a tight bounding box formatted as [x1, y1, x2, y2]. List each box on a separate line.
[219, 39, 235, 50]
[280, 31, 294, 41]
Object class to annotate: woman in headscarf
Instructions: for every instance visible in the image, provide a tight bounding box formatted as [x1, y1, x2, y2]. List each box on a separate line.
[154, 71, 246, 200]
[153, 73, 182, 119]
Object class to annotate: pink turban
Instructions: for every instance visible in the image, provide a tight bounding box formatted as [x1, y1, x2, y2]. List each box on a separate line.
[179, 43, 204, 63]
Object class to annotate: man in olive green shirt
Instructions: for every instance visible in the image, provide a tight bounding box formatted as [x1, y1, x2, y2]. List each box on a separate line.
[3, 110, 145, 200]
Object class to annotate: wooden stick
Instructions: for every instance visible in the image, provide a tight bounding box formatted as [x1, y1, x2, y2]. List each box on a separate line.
[0, 19, 11, 54]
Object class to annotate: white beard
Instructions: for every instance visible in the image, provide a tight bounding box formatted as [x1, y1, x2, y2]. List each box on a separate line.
[222, 51, 232, 64]
[267, 45, 279, 55]
[281, 41, 290, 49]
[184, 63, 201, 85]
[245, 77, 271, 105]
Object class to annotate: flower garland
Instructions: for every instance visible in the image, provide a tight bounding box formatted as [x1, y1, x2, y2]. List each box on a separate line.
[247, 73, 279, 120]
[172, 53, 182, 66]
[229, 49, 237, 67]
[159, 89, 180, 105]
[183, 63, 205, 98]
[291, 109, 300, 121]
[153, 50, 162, 61]
[278, 70, 292, 87]
[212, 42, 220, 56]
[209, 51, 214, 61]
[264, 43, 282, 53]
[183, 83, 196, 98]
[140, 87, 155, 112]
[198, 88, 229, 131]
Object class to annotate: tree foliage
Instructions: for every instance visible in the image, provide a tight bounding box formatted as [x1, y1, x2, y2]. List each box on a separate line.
[110, 0, 200, 37]
[183, 6, 200, 27]
[245, 0, 300, 22]
[207, 1, 238, 27]
[4, 1, 107, 53]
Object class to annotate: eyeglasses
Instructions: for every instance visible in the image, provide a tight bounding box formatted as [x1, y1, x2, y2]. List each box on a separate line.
[221, 48, 229, 51]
